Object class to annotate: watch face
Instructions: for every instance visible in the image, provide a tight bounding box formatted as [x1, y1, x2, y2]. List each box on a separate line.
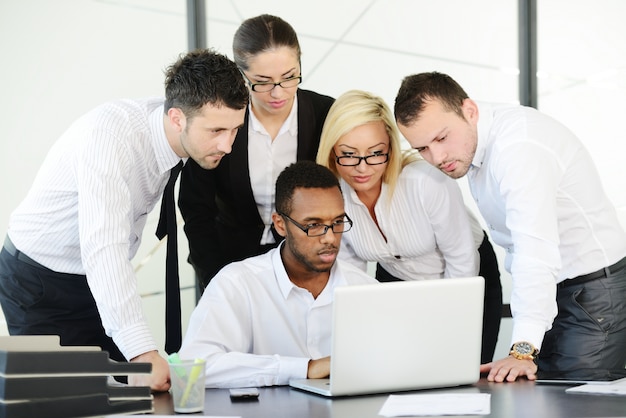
[516, 342, 532, 355]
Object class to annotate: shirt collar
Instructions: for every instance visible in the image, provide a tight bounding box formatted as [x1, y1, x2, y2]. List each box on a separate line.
[341, 178, 388, 207]
[473, 101, 493, 169]
[150, 104, 183, 175]
[341, 179, 361, 205]
[272, 241, 343, 300]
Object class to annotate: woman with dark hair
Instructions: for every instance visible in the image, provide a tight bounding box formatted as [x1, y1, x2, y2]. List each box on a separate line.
[179, 15, 334, 295]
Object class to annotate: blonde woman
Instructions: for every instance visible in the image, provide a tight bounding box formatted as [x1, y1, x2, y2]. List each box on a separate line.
[317, 90, 502, 363]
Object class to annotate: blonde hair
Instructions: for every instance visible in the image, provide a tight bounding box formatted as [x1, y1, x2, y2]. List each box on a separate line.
[316, 90, 419, 197]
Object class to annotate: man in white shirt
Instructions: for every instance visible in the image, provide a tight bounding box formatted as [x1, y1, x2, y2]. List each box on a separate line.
[0, 50, 248, 391]
[178, 161, 378, 388]
[394, 71, 626, 382]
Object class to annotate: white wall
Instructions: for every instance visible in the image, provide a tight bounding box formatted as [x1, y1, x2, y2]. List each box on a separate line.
[1, 0, 625, 360]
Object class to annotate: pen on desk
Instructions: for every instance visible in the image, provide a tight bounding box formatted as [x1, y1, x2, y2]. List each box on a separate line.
[180, 358, 205, 407]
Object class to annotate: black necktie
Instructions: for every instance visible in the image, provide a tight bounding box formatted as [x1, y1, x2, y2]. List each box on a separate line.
[156, 161, 183, 354]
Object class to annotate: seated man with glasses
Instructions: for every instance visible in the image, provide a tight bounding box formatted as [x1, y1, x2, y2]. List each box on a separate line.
[178, 161, 378, 388]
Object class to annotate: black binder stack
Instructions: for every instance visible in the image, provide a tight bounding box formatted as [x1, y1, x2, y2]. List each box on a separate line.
[0, 336, 153, 418]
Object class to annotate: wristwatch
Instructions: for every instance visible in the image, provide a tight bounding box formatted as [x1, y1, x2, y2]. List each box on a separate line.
[509, 341, 539, 361]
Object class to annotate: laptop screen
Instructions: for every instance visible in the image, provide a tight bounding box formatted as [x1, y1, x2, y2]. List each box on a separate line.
[290, 276, 485, 396]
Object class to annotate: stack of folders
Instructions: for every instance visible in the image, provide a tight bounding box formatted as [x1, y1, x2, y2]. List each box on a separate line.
[0, 335, 153, 418]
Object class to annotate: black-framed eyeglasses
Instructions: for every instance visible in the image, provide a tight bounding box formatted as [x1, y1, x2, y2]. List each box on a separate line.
[239, 69, 302, 93]
[335, 153, 389, 166]
[279, 213, 353, 237]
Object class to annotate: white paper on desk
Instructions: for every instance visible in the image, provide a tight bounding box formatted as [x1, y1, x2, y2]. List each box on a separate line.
[378, 393, 491, 417]
[566, 377, 626, 396]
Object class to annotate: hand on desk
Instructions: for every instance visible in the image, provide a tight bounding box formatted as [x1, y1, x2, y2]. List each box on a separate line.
[128, 350, 171, 392]
[480, 355, 537, 383]
[308, 356, 330, 378]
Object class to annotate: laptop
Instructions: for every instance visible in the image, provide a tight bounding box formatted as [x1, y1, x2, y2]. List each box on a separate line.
[289, 276, 484, 397]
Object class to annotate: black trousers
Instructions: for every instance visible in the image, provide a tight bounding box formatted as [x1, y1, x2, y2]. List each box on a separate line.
[376, 232, 503, 364]
[538, 262, 626, 372]
[0, 243, 125, 363]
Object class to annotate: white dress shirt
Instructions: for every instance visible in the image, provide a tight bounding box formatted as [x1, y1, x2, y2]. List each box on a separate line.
[338, 159, 479, 280]
[178, 243, 378, 388]
[469, 101, 626, 349]
[8, 98, 181, 360]
[248, 97, 299, 245]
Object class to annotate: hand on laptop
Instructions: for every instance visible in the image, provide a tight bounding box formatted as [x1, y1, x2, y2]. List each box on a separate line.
[308, 356, 330, 378]
[480, 356, 537, 383]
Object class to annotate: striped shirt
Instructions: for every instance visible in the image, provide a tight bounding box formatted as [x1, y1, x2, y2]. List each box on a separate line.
[8, 97, 182, 360]
[338, 159, 479, 280]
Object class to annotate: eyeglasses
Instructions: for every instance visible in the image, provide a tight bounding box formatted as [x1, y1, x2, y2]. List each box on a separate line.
[239, 69, 302, 93]
[335, 153, 389, 166]
[279, 213, 353, 237]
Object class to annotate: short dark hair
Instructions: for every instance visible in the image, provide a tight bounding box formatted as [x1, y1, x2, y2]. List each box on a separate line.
[163, 48, 249, 118]
[275, 161, 341, 215]
[394, 71, 469, 126]
[233, 14, 301, 70]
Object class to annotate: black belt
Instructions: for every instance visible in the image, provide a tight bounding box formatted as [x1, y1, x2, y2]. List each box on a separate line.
[558, 256, 626, 289]
[2, 236, 46, 269]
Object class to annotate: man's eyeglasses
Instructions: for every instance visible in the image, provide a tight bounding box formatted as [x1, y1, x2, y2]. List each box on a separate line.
[239, 69, 302, 93]
[279, 213, 353, 237]
[335, 153, 389, 166]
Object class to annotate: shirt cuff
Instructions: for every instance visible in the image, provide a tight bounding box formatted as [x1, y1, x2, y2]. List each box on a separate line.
[510, 320, 547, 352]
[277, 356, 310, 385]
[113, 323, 159, 360]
